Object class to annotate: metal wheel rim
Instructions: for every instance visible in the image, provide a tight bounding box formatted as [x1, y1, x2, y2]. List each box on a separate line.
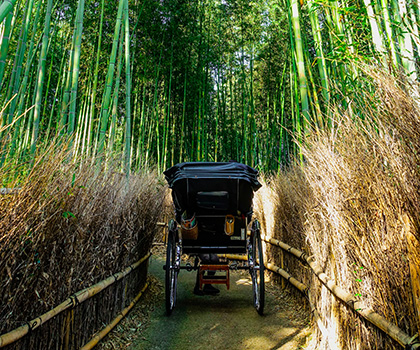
[250, 224, 264, 314]
[165, 230, 178, 315]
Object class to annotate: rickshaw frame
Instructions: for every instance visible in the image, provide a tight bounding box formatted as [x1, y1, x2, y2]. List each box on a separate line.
[163, 162, 265, 316]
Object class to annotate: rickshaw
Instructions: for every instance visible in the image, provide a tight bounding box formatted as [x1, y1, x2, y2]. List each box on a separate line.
[163, 162, 264, 316]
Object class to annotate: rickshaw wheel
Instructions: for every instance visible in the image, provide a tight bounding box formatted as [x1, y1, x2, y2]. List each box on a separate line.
[165, 222, 178, 316]
[250, 220, 265, 315]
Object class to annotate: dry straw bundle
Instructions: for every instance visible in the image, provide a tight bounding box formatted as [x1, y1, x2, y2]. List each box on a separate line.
[260, 69, 420, 349]
[0, 143, 165, 347]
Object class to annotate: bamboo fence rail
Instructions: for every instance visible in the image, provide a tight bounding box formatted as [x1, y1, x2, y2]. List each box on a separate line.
[0, 188, 20, 194]
[261, 235, 420, 349]
[0, 252, 151, 348]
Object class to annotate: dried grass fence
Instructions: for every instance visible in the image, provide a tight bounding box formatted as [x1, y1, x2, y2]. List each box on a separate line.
[0, 253, 150, 349]
[0, 145, 165, 349]
[259, 236, 420, 349]
[254, 69, 420, 349]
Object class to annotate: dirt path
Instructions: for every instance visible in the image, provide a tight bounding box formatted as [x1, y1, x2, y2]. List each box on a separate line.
[129, 255, 312, 350]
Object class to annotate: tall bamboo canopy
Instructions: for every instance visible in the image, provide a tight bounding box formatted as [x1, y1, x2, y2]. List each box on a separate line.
[0, 0, 419, 174]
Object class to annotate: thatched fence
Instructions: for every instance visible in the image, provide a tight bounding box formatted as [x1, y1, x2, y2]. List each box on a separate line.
[259, 237, 420, 349]
[0, 253, 150, 349]
[0, 147, 166, 350]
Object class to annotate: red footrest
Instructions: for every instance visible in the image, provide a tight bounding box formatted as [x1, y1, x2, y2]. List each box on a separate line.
[199, 264, 230, 290]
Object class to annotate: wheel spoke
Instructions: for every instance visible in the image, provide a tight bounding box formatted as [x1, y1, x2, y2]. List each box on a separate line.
[165, 224, 179, 316]
[249, 221, 265, 315]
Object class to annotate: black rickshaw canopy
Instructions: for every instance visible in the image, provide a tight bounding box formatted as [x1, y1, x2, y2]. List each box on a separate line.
[164, 161, 261, 189]
[164, 161, 262, 221]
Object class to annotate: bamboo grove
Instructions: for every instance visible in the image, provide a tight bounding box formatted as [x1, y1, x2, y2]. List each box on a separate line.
[0, 0, 419, 174]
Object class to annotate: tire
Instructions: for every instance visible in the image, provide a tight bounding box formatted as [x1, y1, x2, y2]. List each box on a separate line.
[165, 227, 178, 316]
[250, 221, 265, 315]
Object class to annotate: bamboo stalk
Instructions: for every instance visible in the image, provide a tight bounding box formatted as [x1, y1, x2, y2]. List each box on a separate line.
[262, 235, 419, 348]
[79, 282, 149, 350]
[68, 0, 86, 135]
[123, 0, 131, 175]
[96, 0, 125, 158]
[0, 0, 17, 24]
[30, 0, 54, 155]
[87, 0, 104, 156]
[0, 12, 13, 89]
[0, 253, 150, 348]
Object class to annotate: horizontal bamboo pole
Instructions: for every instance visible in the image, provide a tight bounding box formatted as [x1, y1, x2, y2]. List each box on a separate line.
[265, 262, 308, 294]
[261, 235, 306, 260]
[0, 188, 20, 195]
[218, 254, 247, 261]
[0, 253, 151, 348]
[80, 282, 149, 350]
[262, 236, 420, 349]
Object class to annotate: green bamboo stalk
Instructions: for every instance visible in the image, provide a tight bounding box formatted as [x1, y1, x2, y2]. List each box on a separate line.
[87, 0, 104, 156]
[396, 0, 418, 83]
[59, 23, 76, 134]
[250, 47, 256, 166]
[137, 70, 146, 169]
[1, 6, 25, 130]
[124, 0, 131, 176]
[7, 0, 34, 124]
[215, 68, 220, 162]
[96, 0, 124, 158]
[131, 87, 139, 168]
[68, 0, 85, 135]
[408, 4, 420, 54]
[289, 0, 310, 132]
[144, 104, 153, 168]
[363, 0, 386, 55]
[0, 0, 34, 164]
[307, 0, 329, 106]
[0, 0, 18, 24]
[153, 45, 163, 171]
[179, 70, 186, 163]
[80, 76, 92, 156]
[74, 90, 89, 158]
[30, 0, 53, 156]
[42, 37, 56, 143]
[162, 42, 173, 171]
[0, 12, 13, 89]
[241, 55, 247, 164]
[47, 34, 68, 142]
[108, 28, 124, 157]
[9, 3, 42, 158]
[277, 62, 287, 172]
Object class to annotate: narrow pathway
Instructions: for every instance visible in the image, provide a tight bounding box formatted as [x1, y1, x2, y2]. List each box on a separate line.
[130, 255, 312, 350]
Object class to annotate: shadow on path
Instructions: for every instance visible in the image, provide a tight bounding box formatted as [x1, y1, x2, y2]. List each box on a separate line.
[130, 256, 311, 350]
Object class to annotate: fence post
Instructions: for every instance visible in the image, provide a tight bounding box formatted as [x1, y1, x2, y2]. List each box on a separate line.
[403, 214, 420, 335]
